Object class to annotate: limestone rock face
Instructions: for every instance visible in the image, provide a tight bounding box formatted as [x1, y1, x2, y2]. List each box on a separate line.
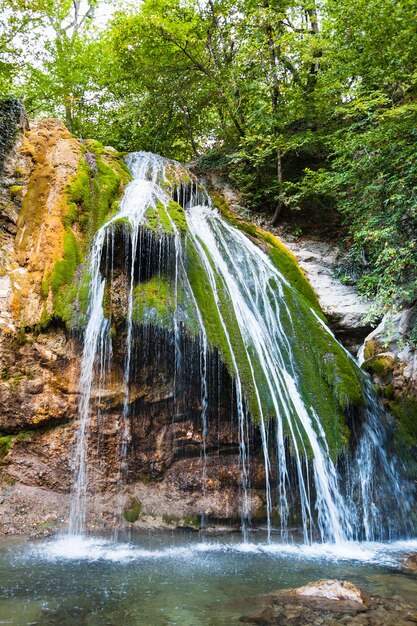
[281, 238, 373, 353]
[360, 307, 417, 480]
[0, 118, 82, 331]
[293, 579, 366, 603]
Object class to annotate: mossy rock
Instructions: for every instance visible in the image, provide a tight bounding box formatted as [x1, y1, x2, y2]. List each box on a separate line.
[132, 276, 175, 328]
[362, 353, 397, 385]
[390, 396, 417, 480]
[143, 200, 187, 234]
[185, 201, 363, 456]
[123, 498, 142, 523]
[9, 185, 23, 198]
[162, 513, 180, 526]
[180, 514, 200, 530]
[0, 435, 12, 458]
[363, 338, 381, 360]
[211, 192, 321, 314]
[50, 139, 131, 329]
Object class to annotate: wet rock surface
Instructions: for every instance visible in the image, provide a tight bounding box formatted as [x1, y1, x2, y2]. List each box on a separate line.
[0, 322, 267, 535]
[404, 554, 417, 571]
[239, 579, 417, 626]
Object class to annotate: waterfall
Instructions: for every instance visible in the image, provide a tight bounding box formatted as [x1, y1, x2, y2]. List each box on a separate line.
[68, 151, 413, 543]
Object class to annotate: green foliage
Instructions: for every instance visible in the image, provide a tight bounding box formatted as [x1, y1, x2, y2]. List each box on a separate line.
[123, 498, 142, 523]
[0, 435, 13, 458]
[325, 103, 417, 328]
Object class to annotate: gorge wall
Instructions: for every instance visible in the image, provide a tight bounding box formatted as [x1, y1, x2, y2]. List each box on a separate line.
[0, 100, 415, 537]
[0, 106, 269, 535]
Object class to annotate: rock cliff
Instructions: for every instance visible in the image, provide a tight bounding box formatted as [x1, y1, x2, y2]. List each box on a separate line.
[0, 103, 415, 536]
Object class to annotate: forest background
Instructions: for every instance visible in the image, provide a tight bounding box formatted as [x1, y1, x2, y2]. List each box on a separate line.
[1, 0, 417, 332]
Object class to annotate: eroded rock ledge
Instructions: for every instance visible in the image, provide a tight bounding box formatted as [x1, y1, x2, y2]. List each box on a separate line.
[239, 579, 417, 626]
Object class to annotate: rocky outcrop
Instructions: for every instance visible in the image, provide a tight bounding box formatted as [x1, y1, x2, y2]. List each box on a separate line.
[360, 307, 417, 479]
[293, 580, 367, 603]
[361, 307, 417, 399]
[279, 237, 373, 353]
[239, 580, 417, 625]
[0, 324, 267, 535]
[0, 117, 82, 331]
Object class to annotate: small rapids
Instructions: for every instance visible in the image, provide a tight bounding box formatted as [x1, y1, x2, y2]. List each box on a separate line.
[68, 151, 415, 546]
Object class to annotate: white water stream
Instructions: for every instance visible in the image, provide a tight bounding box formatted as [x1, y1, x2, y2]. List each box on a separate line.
[68, 152, 413, 545]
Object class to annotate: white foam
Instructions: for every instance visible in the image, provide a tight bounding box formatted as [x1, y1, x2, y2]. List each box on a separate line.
[30, 535, 417, 567]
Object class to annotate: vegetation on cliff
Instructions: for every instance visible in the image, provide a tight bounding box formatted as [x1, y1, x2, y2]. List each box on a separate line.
[2, 0, 416, 337]
[50, 141, 131, 328]
[0, 0, 414, 457]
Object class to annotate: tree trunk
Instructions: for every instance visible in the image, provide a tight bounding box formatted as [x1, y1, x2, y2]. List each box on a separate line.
[65, 102, 73, 134]
[306, 4, 321, 92]
[272, 150, 285, 225]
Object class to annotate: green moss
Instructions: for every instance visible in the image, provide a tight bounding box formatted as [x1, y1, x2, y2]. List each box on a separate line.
[123, 498, 142, 523]
[52, 266, 91, 329]
[363, 354, 395, 376]
[144, 202, 175, 234]
[181, 514, 200, 529]
[50, 230, 81, 294]
[9, 185, 23, 198]
[132, 262, 200, 335]
[382, 384, 395, 400]
[390, 397, 417, 480]
[40, 274, 50, 299]
[0, 431, 33, 459]
[168, 200, 187, 231]
[363, 339, 379, 360]
[65, 141, 131, 240]
[282, 288, 362, 453]
[50, 141, 131, 329]
[184, 221, 363, 457]
[157, 202, 174, 234]
[162, 513, 180, 525]
[1, 368, 10, 381]
[112, 216, 131, 229]
[185, 238, 232, 362]
[132, 276, 174, 328]
[0, 435, 12, 458]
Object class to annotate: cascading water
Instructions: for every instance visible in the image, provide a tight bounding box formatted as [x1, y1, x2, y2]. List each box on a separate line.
[68, 151, 414, 544]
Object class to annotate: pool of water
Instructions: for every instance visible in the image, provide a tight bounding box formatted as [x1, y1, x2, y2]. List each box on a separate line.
[1, 532, 417, 625]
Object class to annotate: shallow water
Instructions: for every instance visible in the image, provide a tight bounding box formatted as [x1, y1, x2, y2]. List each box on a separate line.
[1, 532, 417, 626]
